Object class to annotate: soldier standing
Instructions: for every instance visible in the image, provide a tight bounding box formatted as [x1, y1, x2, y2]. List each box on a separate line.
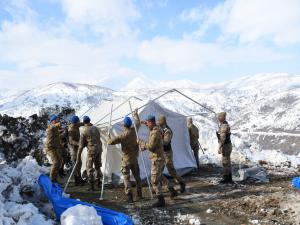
[68, 115, 84, 186]
[138, 115, 169, 207]
[77, 116, 103, 191]
[187, 118, 200, 170]
[216, 112, 233, 183]
[107, 109, 142, 203]
[158, 115, 186, 195]
[45, 115, 63, 183]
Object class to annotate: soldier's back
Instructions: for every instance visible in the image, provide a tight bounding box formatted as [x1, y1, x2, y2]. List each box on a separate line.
[82, 124, 101, 146]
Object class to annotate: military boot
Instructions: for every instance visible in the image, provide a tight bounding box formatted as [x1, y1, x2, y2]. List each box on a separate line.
[227, 173, 233, 183]
[152, 195, 165, 207]
[58, 168, 66, 178]
[179, 181, 186, 193]
[78, 176, 85, 186]
[88, 180, 95, 191]
[74, 176, 80, 186]
[136, 187, 143, 200]
[96, 179, 101, 188]
[219, 175, 228, 184]
[126, 192, 134, 203]
[168, 187, 178, 200]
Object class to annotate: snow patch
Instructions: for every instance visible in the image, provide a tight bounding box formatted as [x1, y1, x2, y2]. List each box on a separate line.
[61, 204, 103, 225]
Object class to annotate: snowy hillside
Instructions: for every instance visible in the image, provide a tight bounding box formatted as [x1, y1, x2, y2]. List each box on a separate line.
[0, 82, 114, 117]
[0, 73, 299, 165]
[118, 73, 300, 160]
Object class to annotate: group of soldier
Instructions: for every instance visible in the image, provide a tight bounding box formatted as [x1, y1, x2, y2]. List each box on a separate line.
[44, 109, 232, 208]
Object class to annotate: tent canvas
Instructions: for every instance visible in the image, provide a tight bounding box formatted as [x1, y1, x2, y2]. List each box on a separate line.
[80, 99, 197, 182]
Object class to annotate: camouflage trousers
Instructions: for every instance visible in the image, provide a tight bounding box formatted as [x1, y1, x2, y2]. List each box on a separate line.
[86, 151, 102, 182]
[164, 151, 184, 186]
[222, 143, 232, 176]
[192, 148, 200, 169]
[151, 157, 164, 196]
[121, 158, 142, 195]
[46, 148, 62, 181]
[70, 145, 82, 177]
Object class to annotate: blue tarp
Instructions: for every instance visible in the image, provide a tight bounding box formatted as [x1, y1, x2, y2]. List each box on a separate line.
[38, 175, 134, 225]
[292, 177, 300, 190]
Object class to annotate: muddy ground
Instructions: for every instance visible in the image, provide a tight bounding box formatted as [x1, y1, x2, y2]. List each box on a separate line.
[63, 165, 300, 225]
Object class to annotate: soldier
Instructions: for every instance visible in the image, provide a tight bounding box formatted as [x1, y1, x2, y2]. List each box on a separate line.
[158, 115, 186, 195]
[68, 115, 84, 186]
[187, 118, 200, 170]
[77, 116, 103, 191]
[139, 115, 169, 207]
[45, 115, 63, 183]
[216, 112, 233, 183]
[107, 109, 142, 203]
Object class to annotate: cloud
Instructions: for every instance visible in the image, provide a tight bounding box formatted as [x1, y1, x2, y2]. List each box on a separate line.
[58, 0, 140, 40]
[0, 0, 142, 89]
[137, 37, 288, 73]
[181, 0, 300, 45]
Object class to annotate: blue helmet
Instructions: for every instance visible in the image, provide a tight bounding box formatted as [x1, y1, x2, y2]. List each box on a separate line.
[146, 115, 156, 122]
[123, 116, 132, 127]
[70, 115, 80, 124]
[49, 114, 58, 123]
[83, 116, 91, 124]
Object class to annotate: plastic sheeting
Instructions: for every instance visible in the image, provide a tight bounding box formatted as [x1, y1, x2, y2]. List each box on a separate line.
[292, 177, 300, 190]
[236, 166, 269, 183]
[38, 175, 134, 225]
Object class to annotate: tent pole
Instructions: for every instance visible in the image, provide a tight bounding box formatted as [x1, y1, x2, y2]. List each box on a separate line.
[95, 96, 143, 126]
[100, 104, 114, 200]
[128, 100, 154, 199]
[63, 161, 78, 194]
[172, 89, 220, 128]
[96, 89, 175, 127]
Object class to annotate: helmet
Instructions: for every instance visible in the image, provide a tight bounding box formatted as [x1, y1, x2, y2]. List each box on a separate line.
[83, 116, 91, 124]
[145, 115, 156, 122]
[49, 114, 58, 123]
[70, 115, 80, 124]
[123, 116, 132, 127]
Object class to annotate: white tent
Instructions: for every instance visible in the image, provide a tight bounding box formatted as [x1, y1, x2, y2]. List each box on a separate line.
[80, 99, 197, 182]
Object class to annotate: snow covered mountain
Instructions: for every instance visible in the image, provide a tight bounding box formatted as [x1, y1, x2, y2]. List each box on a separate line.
[0, 73, 299, 162]
[0, 82, 114, 117]
[119, 73, 300, 158]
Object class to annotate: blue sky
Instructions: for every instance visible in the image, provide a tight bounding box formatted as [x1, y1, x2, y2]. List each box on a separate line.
[0, 0, 300, 90]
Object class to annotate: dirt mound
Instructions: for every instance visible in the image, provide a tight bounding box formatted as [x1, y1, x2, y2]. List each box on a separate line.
[0, 105, 75, 165]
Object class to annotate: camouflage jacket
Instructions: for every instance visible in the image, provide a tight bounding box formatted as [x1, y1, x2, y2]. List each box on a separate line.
[160, 125, 173, 152]
[217, 121, 231, 147]
[145, 126, 164, 161]
[188, 124, 200, 150]
[108, 113, 141, 162]
[45, 123, 63, 150]
[68, 122, 84, 147]
[78, 123, 102, 154]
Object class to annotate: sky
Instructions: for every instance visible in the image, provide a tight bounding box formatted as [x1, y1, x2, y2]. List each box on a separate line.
[0, 0, 300, 90]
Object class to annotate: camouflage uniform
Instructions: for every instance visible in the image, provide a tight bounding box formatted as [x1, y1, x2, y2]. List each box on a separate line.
[78, 123, 103, 184]
[216, 113, 232, 180]
[161, 124, 185, 193]
[143, 126, 165, 196]
[68, 122, 84, 178]
[108, 112, 142, 197]
[188, 122, 200, 169]
[45, 123, 63, 182]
